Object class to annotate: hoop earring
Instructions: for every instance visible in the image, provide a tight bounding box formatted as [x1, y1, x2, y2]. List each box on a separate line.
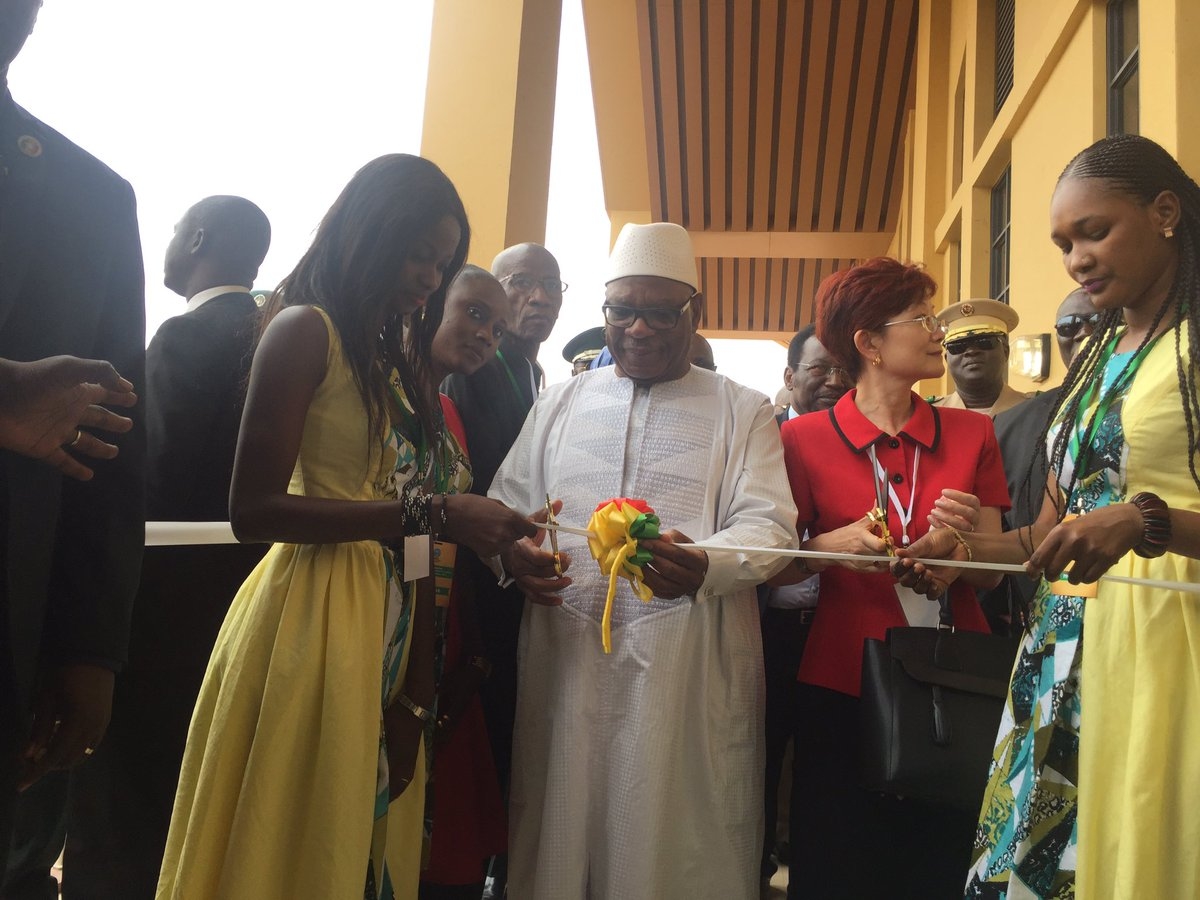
[1164, 226, 1175, 239]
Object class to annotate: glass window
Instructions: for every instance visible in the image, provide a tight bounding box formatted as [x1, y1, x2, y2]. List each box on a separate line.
[995, 0, 1015, 113]
[1107, 0, 1140, 135]
[990, 167, 1011, 305]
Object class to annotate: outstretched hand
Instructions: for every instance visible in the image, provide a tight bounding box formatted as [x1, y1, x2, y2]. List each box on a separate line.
[1027, 505, 1143, 584]
[638, 530, 708, 599]
[19, 663, 115, 791]
[444, 493, 538, 558]
[892, 527, 966, 599]
[928, 489, 981, 533]
[504, 499, 572, 605]
[0, 356, 137, 481]
[806, 516, 893, 572]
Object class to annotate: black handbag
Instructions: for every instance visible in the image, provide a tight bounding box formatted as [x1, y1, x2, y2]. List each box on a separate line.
[859, 594, 1020, 811]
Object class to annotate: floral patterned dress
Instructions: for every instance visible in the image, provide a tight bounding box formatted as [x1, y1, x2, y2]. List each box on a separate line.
[965, 347, 1136, 899]
[366, 376, 471, 900]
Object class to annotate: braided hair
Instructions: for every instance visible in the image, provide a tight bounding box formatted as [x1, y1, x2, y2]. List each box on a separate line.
[1043, 134, 1200, 523]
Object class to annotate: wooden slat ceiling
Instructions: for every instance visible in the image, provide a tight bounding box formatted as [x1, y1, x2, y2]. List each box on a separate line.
[634, 0, 919, 337]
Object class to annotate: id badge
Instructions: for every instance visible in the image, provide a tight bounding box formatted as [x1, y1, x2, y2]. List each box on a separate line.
[433, 541, 457, 607]
[403, 534, 431, 582]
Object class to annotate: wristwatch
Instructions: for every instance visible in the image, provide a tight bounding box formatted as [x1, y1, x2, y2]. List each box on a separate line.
[395, 692, 433, 724]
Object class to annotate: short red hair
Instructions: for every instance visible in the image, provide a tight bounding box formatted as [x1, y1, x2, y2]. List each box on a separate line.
[815, 257, 937, 381]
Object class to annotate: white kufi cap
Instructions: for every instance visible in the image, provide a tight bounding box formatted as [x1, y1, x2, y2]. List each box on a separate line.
[605, 222, 698, 289]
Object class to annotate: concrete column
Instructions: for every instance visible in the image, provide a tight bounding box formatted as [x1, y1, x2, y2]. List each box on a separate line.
[421, 0, 563, 266]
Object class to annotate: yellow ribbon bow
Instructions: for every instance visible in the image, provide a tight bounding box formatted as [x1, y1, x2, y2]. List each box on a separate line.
[586, 498, 660, 653]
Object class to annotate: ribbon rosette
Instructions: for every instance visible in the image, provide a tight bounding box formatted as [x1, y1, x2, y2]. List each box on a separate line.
[586, 498, 661, 653]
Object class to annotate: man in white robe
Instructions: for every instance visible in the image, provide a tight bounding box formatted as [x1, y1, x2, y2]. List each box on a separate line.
[490, 222, 798, 900]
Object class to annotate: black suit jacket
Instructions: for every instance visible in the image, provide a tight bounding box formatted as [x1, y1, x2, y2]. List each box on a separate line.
[0, 94, 146, 709]
[130, 292, 265, 671]
[441, 340, 540, 496]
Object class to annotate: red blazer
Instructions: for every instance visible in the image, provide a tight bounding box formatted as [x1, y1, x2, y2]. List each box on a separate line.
[780, 391, 1010, 697]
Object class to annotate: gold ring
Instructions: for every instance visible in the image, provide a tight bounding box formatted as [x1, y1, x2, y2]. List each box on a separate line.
[83, 747, 95, 756]
[68, 429, 83, 447]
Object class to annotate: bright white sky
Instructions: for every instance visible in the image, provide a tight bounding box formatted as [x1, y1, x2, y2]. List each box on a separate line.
[10, 0, 786, 399]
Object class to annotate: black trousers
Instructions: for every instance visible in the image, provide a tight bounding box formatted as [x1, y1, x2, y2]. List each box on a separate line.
[0, 645, 35, 900]
[787, 683, 976, 900]
[761, 606, 814, 878]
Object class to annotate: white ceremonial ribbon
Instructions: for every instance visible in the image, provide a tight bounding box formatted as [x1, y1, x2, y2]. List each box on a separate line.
[683, 542, 1200, 596]
[145, 521, 1200, 595]
[145, 521, 237, 546]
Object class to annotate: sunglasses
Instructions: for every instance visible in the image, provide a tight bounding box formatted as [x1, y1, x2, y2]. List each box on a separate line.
[945, 334, 1003, 355]
[1055, 312, 1102, 339]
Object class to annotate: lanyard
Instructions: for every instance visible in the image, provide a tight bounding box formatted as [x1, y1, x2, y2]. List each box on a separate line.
[388, 373, 452, 493]
[496, 349, 540, 403]
[867, 443, 921, 547]
[1065, 330, 1162, 504]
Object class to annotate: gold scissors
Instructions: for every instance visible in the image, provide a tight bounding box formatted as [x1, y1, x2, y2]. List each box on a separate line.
[545, 493, 562, 576]
[866, 466, 896, 556]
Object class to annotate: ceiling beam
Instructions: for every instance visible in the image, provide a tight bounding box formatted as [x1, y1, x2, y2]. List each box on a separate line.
[689, 230, 891, 259]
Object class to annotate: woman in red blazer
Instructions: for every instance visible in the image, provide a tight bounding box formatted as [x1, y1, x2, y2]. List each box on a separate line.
[777, 258, 1009, 900]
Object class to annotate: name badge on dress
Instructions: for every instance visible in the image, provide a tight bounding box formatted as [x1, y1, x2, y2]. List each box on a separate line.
[403, 534, 431, 581]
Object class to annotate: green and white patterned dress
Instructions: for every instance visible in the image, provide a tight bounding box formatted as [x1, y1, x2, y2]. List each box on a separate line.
[965, 346, 1135, 899]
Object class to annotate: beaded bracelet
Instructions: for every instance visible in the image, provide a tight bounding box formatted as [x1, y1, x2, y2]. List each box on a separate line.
[1129, 491, 1171, 558]
[402, 490, 432, 535]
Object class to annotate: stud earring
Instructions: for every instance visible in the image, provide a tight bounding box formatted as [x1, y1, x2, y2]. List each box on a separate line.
[871, 355, 882, 368]
[1164, 226, 1175, 239]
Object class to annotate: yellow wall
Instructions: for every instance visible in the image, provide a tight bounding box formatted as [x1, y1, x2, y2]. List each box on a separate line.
[1006, 3, 1101, 386]
[897, 0, 1196, 395]
[422, 0, 562, 267]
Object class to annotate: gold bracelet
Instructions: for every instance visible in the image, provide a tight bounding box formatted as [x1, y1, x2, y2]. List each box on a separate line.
[947, 527, 973, 562]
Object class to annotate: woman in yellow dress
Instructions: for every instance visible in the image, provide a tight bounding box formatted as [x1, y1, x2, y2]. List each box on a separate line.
[900, 134, 1200, 899]
[156, 155, 536, 900]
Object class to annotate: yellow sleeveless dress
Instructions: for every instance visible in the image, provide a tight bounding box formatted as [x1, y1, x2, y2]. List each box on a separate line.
[1076, 334, 1200, 898]
[157, 307, 408, 899]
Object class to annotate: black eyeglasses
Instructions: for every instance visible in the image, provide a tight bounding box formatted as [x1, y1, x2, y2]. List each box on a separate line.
[945, 334, 1004, 355]
[797, 363, 848, 380]
[602, 294, 696, 330]
[1055, 312, 1102, 339]
[501, 274, 568, 296]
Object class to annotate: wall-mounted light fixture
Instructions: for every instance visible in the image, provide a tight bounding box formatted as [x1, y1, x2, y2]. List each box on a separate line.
[1011, 333, 1051, 382]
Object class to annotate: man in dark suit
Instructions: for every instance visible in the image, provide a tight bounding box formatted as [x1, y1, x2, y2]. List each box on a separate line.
[0, 0, 147, 890]
[56, 196, 272, 897]
[761, 325, 850, 891]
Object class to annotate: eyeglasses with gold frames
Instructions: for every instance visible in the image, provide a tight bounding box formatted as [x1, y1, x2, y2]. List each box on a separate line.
[879, 315, 946, 334]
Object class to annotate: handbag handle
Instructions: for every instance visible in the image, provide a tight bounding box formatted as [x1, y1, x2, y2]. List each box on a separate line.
[932, 594, 958, 745]
[933, 594, 961, 671]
